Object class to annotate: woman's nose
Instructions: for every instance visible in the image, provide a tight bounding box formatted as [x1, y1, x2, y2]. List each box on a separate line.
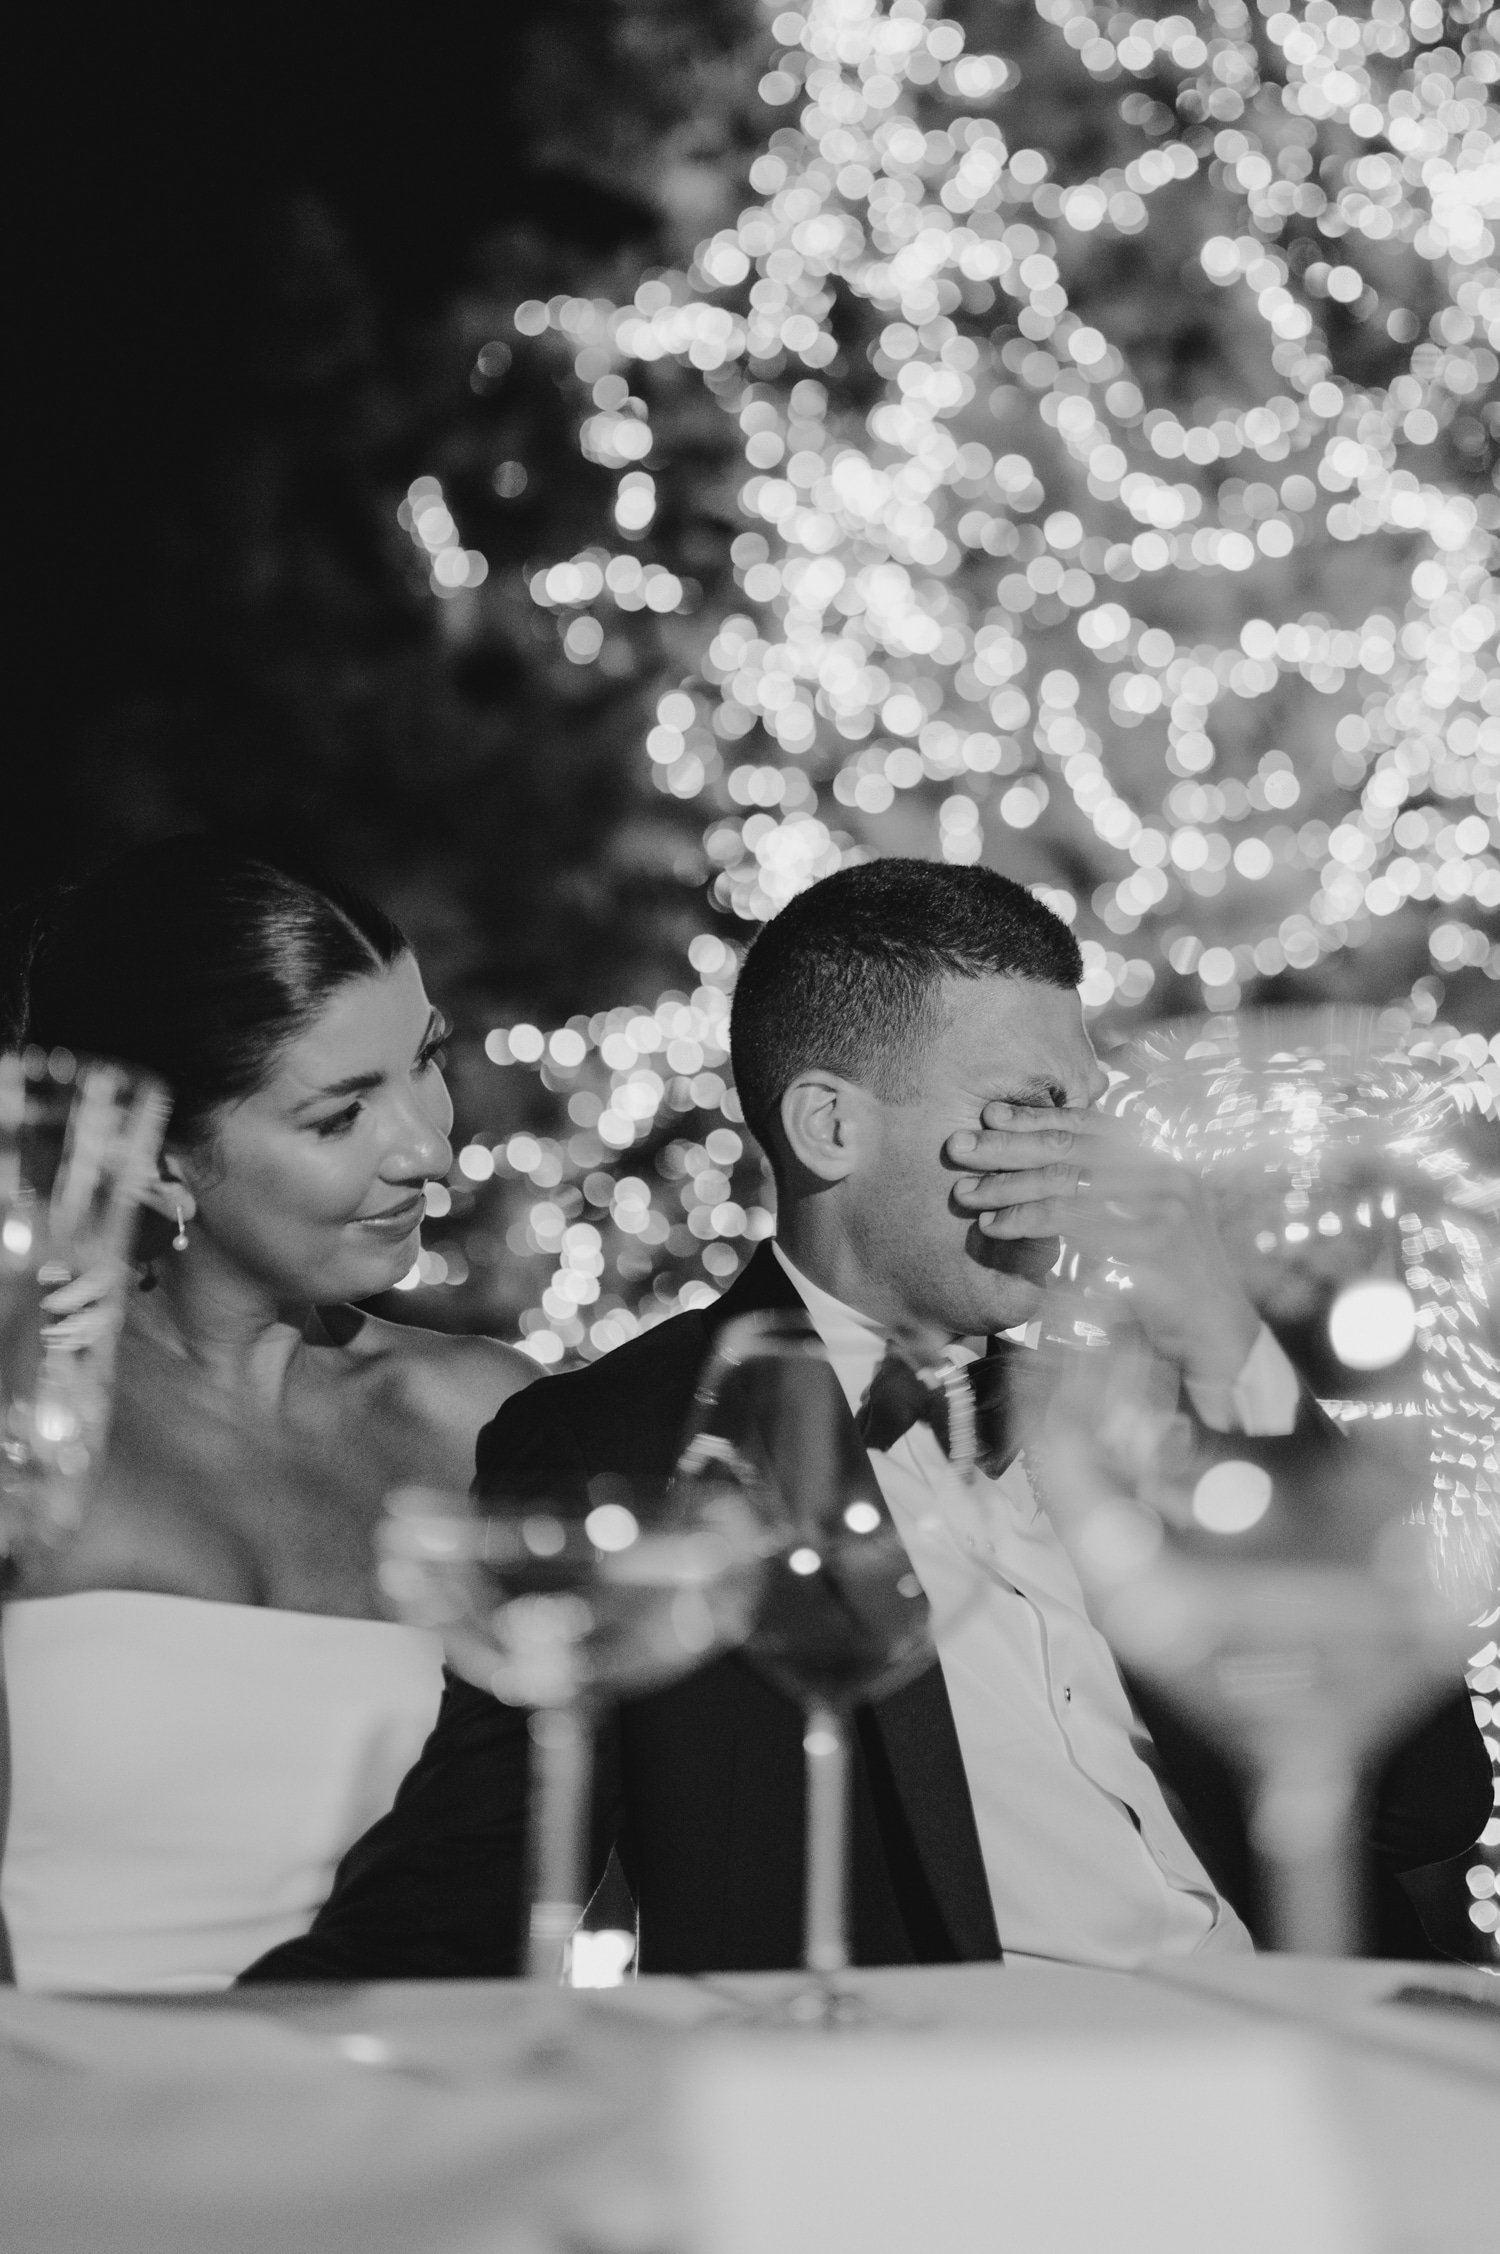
[385, 1089, 453, 1181]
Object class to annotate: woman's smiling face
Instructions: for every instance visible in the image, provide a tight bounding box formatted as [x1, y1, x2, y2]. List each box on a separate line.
[174, 955, 454, 1303]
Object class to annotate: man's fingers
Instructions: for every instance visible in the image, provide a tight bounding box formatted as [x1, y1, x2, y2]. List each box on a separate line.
[977, 1197, 1070, 1240]
[977, 1102, 1105, 1137]
[1060, 1144, 1201, 1210]
[944, 1123, 1083, 1171]
[952, 1162, 1080, 1209]
[948, 1103, 1120, 1173]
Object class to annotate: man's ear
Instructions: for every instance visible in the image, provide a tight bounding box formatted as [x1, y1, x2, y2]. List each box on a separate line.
[778, 1071, 875, 1183]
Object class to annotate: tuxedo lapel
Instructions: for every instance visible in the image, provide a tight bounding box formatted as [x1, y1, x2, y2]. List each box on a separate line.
[858, 1664, 1001, 1962]
[702, 1238, 811, 1333]
[706, 1242, 1001, 1962]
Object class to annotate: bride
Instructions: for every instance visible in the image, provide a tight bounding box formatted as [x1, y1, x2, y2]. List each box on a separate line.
[1, 837, 534, 1990]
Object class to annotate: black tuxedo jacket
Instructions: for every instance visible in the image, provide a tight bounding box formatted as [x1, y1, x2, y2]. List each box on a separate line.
[244, 1244, 1491, 1982]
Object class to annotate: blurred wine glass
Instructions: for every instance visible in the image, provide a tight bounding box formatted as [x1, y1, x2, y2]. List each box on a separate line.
[1, 1045, 167, 1984]
[1, 1048, 168, 1579]
[1029, 1011, 1499, 1954]
[683, 1311, 983, 2021]
[378, 1473, 763, 1981]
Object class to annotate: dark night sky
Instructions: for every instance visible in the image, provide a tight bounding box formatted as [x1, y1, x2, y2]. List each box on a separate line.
[28, 9, 651, 788]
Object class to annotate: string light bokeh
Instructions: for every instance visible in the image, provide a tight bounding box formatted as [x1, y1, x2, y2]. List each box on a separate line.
[395, 0, 1498, 1952]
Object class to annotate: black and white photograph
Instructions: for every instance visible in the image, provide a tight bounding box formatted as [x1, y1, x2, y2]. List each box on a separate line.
[4, 3, 1498, 2249]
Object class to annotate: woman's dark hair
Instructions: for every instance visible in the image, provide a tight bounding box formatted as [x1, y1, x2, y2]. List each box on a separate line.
[17, 837, 410, 1145]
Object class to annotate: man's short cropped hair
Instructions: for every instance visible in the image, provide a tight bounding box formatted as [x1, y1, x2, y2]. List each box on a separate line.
[729, 857, 1083, 1161]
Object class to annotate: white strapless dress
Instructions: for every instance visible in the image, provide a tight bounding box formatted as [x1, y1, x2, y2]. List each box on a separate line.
[0, 1591, 445, 1992]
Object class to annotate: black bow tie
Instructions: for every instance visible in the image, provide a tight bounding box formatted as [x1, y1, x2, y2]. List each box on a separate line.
[854, 1342, 1018, 1478]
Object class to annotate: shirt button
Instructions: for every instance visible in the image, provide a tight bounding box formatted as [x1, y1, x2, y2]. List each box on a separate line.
[1063, 1686, 1072, 1703]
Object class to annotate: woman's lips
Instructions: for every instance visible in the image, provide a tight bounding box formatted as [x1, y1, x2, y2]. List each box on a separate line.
[356, 1196, 423, 1237]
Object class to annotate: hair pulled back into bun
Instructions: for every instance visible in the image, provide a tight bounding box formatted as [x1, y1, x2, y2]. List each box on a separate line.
[16, 836, 410, 1146]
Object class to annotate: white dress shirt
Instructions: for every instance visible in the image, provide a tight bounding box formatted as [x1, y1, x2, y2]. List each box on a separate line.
[771, 1243, 1269, 1970]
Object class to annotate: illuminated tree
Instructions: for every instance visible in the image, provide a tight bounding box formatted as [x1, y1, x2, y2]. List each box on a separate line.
[398, 0, 1499, 1960]
[426, 0, 1496, 1356]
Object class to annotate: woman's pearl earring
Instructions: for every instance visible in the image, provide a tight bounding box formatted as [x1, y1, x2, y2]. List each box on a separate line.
[171, 1200, 190, 1253]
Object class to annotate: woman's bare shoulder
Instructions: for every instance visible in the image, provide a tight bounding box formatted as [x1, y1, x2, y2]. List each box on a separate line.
[363, 1316, 535, 1397]
[332, 1310, 537, 1428]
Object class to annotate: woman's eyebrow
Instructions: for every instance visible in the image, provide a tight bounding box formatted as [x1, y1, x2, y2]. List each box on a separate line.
[292, 1069, 385, 1113]
[292, 1014, 445, 1113]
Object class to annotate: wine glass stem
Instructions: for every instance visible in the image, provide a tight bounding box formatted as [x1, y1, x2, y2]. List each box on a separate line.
[525, 1702, 593, 1983]
[1248, 1723, 1359, 1956]
[803, 1701, 850, 1977]
[0, 1621, 14, 1982]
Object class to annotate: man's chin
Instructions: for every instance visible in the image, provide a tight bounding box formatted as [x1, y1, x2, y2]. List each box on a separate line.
[1009, 1234, 1061, 1288]
[989, 1273, 1044, 1331]
[968, 1228, 1059, 1288]
[955, 1226, 1053, 1333]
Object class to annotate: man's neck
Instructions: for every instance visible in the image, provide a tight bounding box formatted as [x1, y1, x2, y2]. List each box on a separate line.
[774, 1210, 956, 1366]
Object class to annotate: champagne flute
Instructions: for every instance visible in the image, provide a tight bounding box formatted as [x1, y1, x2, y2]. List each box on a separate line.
[1, 1045, 168, 1982]
[1, 1048, 169, 1577]
[1029, 1010, 1498, 1954]
[683, 1311, 983, 2021]
[378, 1473, 763, 1982]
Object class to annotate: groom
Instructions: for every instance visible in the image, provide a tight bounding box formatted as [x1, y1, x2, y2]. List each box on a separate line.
[247, 861, 1489, 1979]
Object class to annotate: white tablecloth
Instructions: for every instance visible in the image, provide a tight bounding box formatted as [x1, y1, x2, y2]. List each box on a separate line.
[0, 1959, 1495, 2254]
